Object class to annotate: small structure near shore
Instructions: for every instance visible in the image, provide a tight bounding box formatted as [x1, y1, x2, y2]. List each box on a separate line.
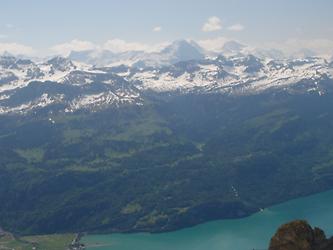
[68, 233, 85, 250]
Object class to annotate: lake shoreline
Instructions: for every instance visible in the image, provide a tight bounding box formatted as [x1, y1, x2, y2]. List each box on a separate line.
[78, 188, 333, 236]
[81, 189, 333, 250]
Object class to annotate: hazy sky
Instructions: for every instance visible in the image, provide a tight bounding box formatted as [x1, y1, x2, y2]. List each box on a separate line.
[1, 0, 333, 56]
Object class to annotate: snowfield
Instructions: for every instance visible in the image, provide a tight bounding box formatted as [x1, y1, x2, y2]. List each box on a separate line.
[0, 50, 332, 114]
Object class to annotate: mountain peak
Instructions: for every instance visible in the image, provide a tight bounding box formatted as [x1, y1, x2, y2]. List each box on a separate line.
[162, 39, 201, 52]
[1, 51, 15, 58]
[160, 39, 204, 63]
[222, 40, 246, 54]
[0, 54, 18, 69]
[291, 48, 317, 59]
[47, 56, 71, 64]
[46, 56, 75, 72]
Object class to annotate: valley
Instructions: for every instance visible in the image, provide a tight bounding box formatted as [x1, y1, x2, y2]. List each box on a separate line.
[1, 40, 333, 236]
[2, 1, 332, 249]
[1, 90, 333, 234]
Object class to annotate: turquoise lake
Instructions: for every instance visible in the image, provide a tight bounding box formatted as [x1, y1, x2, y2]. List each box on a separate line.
[82, 190, 333, 250]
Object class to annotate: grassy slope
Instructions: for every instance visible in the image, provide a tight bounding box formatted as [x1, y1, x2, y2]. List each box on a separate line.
[0, 232, 74, 250]
[1, 92, 333, 234]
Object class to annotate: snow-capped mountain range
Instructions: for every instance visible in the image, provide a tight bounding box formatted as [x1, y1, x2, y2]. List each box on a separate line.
[0, 40, 333, 115]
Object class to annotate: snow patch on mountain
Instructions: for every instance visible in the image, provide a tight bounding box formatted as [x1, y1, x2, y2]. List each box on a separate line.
[0, 50, 332, 115]
[0, 93, 63, 114]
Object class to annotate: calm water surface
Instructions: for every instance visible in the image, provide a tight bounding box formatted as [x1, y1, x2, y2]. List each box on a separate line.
[83, 190, 333, 250]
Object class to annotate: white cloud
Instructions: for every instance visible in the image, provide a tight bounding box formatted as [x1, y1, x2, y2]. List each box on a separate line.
[228, 24, 244, 32]
[45, 37, 333, 59]
[51, 39, 97, 56]
[49, 38, 167, 56]
[197, 37, 229, 52]
[103, 39, 166, 53]
[153, 26, 162, 32]
[5, 24, 14, 29]
[264, 38, 333, 58]
[103, 39, 150, 53]
[0, 42, 34, 55]
[199, 36, 333, 58]
[202, 16, 222, 32]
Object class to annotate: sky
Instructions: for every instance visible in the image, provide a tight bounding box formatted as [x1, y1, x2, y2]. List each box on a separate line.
[0, 0, 333, 56]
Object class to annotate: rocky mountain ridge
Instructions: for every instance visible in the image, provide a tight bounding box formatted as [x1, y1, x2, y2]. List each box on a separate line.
[1, 42, 332, 115]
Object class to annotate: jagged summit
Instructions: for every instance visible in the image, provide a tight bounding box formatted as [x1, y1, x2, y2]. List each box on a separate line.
[0, 49, 332, 115]
[46, 56, 76, 72]
[0, 55, 20, 69]
[160, 39, 205, 63]
[66, 40, 205, 68]
[221, 40, 246, 55]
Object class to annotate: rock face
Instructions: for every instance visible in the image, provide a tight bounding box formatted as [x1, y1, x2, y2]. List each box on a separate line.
[269, 220, 333, 250]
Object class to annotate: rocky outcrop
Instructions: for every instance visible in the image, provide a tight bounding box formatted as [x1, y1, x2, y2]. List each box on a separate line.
[269, 220, 333, 250]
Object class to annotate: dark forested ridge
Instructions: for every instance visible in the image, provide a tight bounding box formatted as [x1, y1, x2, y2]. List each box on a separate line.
[1, 89, 333, 235]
